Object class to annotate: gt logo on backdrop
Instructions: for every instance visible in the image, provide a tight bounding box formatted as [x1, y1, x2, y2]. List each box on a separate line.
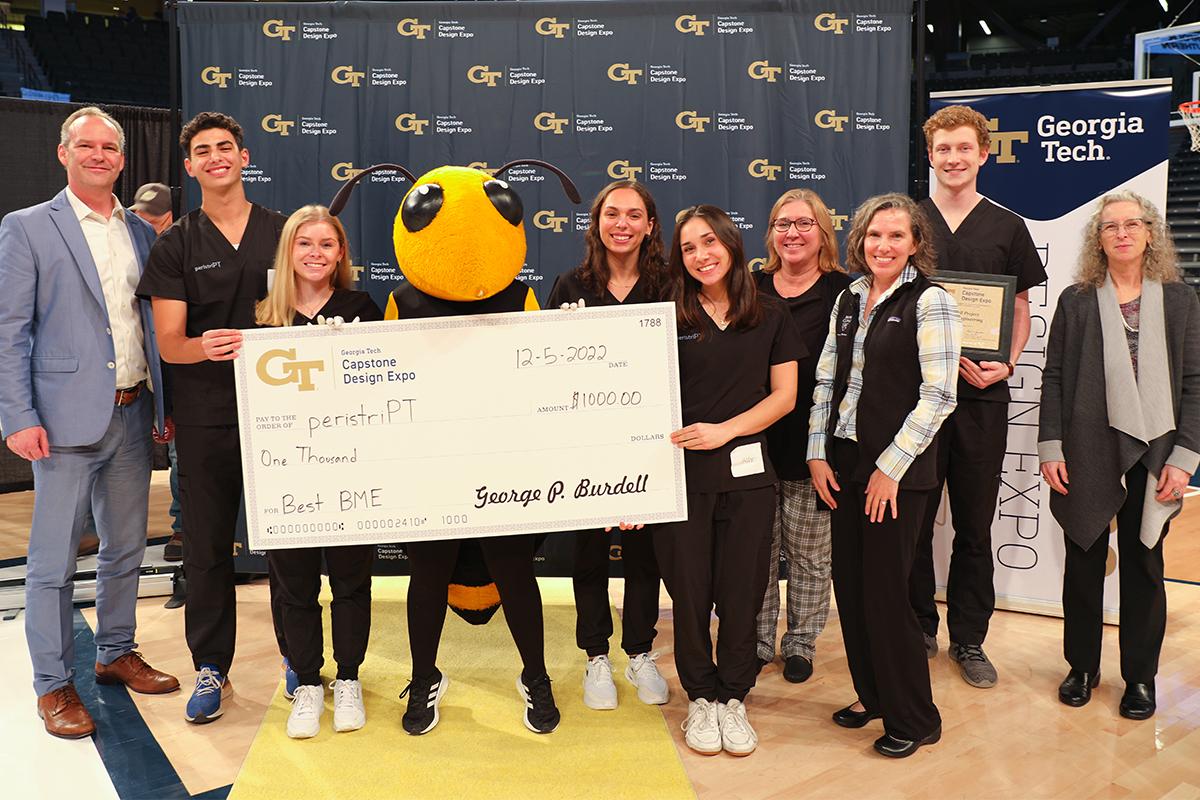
[535, 17, 570, 37]
[747, 159, 782, 181]
[261, 114, 294, 136]
[466, 161, 497, 175]
[813, 13, 849, 34]
[534, 210, 568, 232]
[748, 257, 767, 271]
[350, 265, 365, 282]
[331, 162, 364, 181]
[467, 65, 502, 87]
[675, 14, 710, 35]
[815, 109, 849, 131]
[747, 61, 782, 82]
[608, 160, 643, 180]
[675, 111, 711, 132]
[829, 209, 849, 230]
[395, 114, 429, 134]
[262, 19, 295, 40]
[331, 66, 364, 87]
[985, 117, 1030, 164]
[608, 63, 642, 85]
[397, 18, 431, 39]
[256, 349, 325, 392]
[534, 112, 569, 134]
[200, 66, 231, 89]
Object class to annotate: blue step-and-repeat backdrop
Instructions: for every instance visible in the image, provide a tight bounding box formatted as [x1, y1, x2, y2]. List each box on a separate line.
[179, 0, 911, 573]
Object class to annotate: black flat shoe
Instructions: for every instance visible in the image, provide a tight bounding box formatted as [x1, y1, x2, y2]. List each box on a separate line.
[873, 725, 941, 758]
[1119, 682, 1156, 720]
[832, 704, 881, 729]
[1058, 669, 1100, 707]
[783, 655, 813, 684]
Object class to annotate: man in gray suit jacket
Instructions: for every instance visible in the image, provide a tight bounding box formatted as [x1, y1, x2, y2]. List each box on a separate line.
[0, 107, 179, 739]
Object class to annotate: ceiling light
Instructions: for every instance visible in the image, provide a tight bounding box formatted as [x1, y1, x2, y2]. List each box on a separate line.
[979, 19, 992, 35]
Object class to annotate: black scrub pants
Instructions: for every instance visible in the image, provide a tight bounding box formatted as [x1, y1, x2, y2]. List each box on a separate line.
[909, 398, 1008, 645]
[830, 438, 941, 742]
[1062, 462, 1168, 685]
[406, 535, 547, 681]
[573, 528, 660, 658]
[654, 487, 774, 703]
[267, 545, 374, 686]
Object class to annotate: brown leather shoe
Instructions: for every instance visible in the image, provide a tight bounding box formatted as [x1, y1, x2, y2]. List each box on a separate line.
[95, 651, 181, 694]
[37, 685, 96, 739]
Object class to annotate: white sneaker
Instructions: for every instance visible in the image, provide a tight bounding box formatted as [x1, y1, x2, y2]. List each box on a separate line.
[331, 679, 366, 732]
[682, 698, 722, 755]
[625, 652, 669, 705]
[286, 684, 324, 739]
[718, 699, 758, 756]
[582, 655, 618, 710]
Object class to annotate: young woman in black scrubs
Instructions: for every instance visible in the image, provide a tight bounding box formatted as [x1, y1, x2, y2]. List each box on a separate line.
[807, 194, 960, 758]
[546, 180, 671, 711]
[657, 205, 800, 756]
[253, 205, 382, 739]
[754, 189, 850, 684]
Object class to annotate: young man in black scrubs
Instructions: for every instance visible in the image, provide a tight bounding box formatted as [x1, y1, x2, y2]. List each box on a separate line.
[136, 112, 287, 722]
[911, 105, 1047, 688]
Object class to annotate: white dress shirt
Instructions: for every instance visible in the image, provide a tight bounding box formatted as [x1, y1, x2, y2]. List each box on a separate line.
[65, 187, 149, 390]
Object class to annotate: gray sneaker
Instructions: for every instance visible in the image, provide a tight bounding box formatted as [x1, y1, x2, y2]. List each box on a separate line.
[923, 633, 938, 659]
[949, 643, 997, 688]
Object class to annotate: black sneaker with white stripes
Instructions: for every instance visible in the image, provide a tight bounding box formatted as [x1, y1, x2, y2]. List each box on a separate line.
[400, 669, 448, 735]
[517, 674, 560, 734]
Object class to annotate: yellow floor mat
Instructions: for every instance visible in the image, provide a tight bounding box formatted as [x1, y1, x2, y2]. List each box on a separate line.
[228, 576, 695, 800]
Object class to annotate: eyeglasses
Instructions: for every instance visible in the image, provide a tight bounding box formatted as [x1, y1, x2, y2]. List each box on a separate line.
[1098, 218, 1147, 236]
[772, 217, 817, 233]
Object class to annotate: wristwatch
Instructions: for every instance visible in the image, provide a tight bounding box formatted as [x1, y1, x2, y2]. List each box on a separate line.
[1005, 361, 1015, 378]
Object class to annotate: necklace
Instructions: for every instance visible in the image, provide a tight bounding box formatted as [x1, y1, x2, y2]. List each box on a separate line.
[699, 295, 729, 329]
[296, 289, 333, 319]
[1120, 296, 1140, 333]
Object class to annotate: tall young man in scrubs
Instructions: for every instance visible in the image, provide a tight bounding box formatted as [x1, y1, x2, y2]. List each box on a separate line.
[911, 105, 1047, 688]
[136, 112, 286, 722]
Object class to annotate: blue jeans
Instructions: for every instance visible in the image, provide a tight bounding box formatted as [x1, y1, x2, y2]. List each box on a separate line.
[168, 438, 181, 534]
[25, 392, 153, 695]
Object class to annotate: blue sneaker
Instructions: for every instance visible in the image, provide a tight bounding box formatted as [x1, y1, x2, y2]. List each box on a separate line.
[185, 665, 231, 724]
[283, 658, 299, 700]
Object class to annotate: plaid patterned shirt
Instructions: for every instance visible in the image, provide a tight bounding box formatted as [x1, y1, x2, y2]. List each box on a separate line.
[807, 265, 961, 481]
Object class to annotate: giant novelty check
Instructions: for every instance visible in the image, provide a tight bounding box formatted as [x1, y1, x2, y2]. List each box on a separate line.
[234, 302, 687, 550]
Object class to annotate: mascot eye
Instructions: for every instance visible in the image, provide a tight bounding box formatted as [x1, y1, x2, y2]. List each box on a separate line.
[484, 179, 523, 227]
[402, 183, 444, 232]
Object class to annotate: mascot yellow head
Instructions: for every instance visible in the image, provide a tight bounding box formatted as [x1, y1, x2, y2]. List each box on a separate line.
[330, 159, 580, 301]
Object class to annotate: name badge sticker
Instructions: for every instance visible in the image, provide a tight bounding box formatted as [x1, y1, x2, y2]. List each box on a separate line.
[730, 442, 765, 478]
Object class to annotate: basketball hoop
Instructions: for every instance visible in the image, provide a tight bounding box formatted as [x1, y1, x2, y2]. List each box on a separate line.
[1181, 101, 1200, 152]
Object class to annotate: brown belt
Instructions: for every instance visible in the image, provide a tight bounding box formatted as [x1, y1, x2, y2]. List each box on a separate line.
[115, 381, 145, 407]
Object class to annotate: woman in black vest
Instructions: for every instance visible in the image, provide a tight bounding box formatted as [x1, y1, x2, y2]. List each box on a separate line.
[807, 194, 961, 758]
[546, 180, 671, 710]
[657, 205, 801, 756]
[253, 205, 382, 739]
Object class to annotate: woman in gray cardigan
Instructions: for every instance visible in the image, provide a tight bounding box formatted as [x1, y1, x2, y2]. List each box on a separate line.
[1039, 190, 1199, 720]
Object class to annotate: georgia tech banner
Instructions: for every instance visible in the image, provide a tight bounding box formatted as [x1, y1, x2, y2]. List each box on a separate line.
[929, 80, 1171, 619]
[178, 0, 911, 311]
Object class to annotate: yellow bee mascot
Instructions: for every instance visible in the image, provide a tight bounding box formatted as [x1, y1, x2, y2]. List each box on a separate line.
[332, 160, 578, 623]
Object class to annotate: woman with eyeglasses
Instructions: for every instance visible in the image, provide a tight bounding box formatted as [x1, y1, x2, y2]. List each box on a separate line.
[657, 204, 801, 756]
[753, 190, 850, 685]
[1040, 191, 1199, 720]
[546, 180, 671, 711]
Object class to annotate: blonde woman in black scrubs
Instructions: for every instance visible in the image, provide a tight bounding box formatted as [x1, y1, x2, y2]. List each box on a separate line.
[656, 204, 800, 756]
[254, 205, 381, 739]
[547, 180, 672, 710]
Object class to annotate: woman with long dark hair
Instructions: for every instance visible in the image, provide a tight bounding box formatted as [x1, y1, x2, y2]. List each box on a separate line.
[547, 180, 672, 710]
[656, 204, 800, 756]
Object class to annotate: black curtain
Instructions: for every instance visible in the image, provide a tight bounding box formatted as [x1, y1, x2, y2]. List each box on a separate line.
[0, 97, 171, 220]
